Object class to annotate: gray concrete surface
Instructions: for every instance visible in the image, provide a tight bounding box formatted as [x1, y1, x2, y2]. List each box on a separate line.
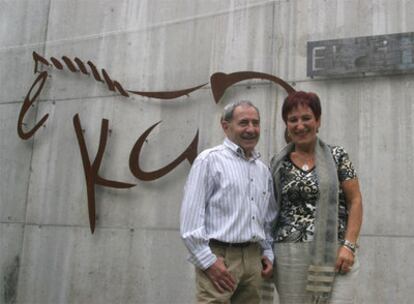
[1, 0, 413, 303]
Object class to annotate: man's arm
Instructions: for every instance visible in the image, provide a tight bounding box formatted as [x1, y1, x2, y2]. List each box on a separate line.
[180, 157, 216, 270]
[180, 156, 236, 292]
[260, 176, 279, 278]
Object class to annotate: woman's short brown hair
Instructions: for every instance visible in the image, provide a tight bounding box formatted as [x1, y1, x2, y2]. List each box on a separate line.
[282, 91, 321, 123]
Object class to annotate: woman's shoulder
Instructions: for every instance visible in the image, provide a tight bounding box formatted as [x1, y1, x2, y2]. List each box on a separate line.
[270, 143, 295, 166]
[328, 144, 357, 180]
[328, 144, 347, 154]
[328, 144, 350, 163]
[270, 151, 290, 171]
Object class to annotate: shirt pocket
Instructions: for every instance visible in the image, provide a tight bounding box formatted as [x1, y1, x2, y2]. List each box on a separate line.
[254, 178, 272, 220]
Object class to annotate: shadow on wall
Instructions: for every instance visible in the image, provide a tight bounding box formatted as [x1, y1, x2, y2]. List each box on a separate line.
[3, 255, 19, 304]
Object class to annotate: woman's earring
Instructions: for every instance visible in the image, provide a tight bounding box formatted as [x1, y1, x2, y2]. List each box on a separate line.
[284, 128, 291, 143]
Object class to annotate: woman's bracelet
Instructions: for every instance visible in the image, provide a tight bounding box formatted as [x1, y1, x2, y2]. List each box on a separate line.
[341, 244, 355, 255]
[341, 239, 357, 255]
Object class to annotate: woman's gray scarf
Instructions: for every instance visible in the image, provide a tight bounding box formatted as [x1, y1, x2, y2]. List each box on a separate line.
[271, 138, 339, 304]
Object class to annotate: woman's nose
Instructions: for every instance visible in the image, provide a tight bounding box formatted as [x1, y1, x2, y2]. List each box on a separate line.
[296, 121, 305, 130]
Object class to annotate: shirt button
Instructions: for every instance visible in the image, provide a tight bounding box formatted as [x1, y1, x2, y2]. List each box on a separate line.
[250, 178, 253, 182]
[252, 216, 255, 220]
[251, 198, 254, 201]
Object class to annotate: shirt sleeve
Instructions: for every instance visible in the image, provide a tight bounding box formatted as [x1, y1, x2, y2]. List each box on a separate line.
[260, 175, 279, 262]
[180, 156, 216, 270]
[333, 146, 357, 182]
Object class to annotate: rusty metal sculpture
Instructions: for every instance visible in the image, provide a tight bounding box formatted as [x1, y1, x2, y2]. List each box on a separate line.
[129, 121, 199, 181]
[17, 71, 49, 139]
[210, 71, 295, 103]
[18, 51, 295, 233]
[73, 114, 136, 233]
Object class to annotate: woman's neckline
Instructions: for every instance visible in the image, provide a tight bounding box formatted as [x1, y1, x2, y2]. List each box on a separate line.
[288, 153, 316, 172]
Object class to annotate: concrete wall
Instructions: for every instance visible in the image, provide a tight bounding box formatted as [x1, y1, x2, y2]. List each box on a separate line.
[1, 0, 413, 303]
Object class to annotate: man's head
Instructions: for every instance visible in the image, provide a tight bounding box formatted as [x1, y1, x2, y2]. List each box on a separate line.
[221, 101, 260, 158]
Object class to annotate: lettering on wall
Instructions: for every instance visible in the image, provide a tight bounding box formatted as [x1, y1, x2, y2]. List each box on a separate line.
[18, 51, 294, 233]
[307, 32, 414, 77]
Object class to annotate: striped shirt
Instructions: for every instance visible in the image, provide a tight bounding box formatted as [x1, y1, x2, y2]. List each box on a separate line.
[180, 138, 278, 270]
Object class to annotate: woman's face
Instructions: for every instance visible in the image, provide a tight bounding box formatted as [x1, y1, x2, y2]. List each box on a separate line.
[286, 104, 320, 147]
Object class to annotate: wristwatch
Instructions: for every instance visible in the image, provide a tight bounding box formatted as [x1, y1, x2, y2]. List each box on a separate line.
[342, 239, 357, 253]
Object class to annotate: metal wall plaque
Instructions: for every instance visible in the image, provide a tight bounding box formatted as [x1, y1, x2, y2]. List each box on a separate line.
[307, 32, 414, 77]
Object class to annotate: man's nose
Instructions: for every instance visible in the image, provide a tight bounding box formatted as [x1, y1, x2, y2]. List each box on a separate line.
[246, 122, 257, 131]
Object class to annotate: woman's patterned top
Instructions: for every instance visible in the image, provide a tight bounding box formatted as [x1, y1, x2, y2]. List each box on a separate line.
[274, 146, 357, 243]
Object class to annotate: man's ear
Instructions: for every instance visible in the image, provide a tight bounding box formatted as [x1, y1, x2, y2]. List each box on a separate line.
[221, 119, 229, 132]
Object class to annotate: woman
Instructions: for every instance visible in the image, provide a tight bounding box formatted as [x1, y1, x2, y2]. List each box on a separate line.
[271, 91, 363, 304]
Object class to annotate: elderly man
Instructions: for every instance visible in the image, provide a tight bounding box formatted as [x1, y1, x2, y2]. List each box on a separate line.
[180, 100, 278, 304]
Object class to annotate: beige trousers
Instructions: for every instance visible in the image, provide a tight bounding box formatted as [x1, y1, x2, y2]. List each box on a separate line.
[195, 243, 262, 304]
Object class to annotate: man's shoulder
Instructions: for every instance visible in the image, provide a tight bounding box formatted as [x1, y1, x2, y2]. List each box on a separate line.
[196, 144, 227, 161]
[254, 158, 272, 175]
[255, 157, 269, 168]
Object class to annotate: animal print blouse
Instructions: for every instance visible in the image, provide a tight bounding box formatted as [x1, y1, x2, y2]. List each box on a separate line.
[274, 146, 357, 243]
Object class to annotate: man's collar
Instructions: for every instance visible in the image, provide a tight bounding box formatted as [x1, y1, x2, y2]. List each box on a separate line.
[223, 138, 261, 160]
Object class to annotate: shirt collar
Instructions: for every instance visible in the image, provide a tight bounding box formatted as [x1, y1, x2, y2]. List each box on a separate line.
[223, 138, 261, 160]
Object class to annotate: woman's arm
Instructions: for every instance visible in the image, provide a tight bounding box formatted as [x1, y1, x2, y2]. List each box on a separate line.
[335, 178, 363, 273]
[342, 178, 363, 244]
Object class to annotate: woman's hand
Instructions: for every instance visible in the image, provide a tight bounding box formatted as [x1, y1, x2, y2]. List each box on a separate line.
[335, 246, 354, 274]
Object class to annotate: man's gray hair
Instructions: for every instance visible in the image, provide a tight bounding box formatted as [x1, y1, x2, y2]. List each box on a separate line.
[221, 100, 260, 122]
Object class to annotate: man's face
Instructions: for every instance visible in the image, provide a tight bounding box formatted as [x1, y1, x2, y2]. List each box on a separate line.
[221, 105, 260, 157]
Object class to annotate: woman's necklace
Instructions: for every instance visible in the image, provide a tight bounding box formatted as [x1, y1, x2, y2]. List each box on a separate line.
[294, 152, 315, 171]
[302, 162, 310, 171]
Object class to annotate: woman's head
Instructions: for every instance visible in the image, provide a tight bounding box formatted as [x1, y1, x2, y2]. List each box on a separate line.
[282, 91, 321, 147]
[282, 91, 321, 123]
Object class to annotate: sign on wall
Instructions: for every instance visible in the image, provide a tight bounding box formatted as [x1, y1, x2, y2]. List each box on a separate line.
[307, 32, 414, 77]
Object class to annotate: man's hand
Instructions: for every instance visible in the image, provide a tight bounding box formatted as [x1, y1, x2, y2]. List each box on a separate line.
[335, 246, 355, 274]
[261, 256, 273, 279]
[204, 257, 236, 293]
